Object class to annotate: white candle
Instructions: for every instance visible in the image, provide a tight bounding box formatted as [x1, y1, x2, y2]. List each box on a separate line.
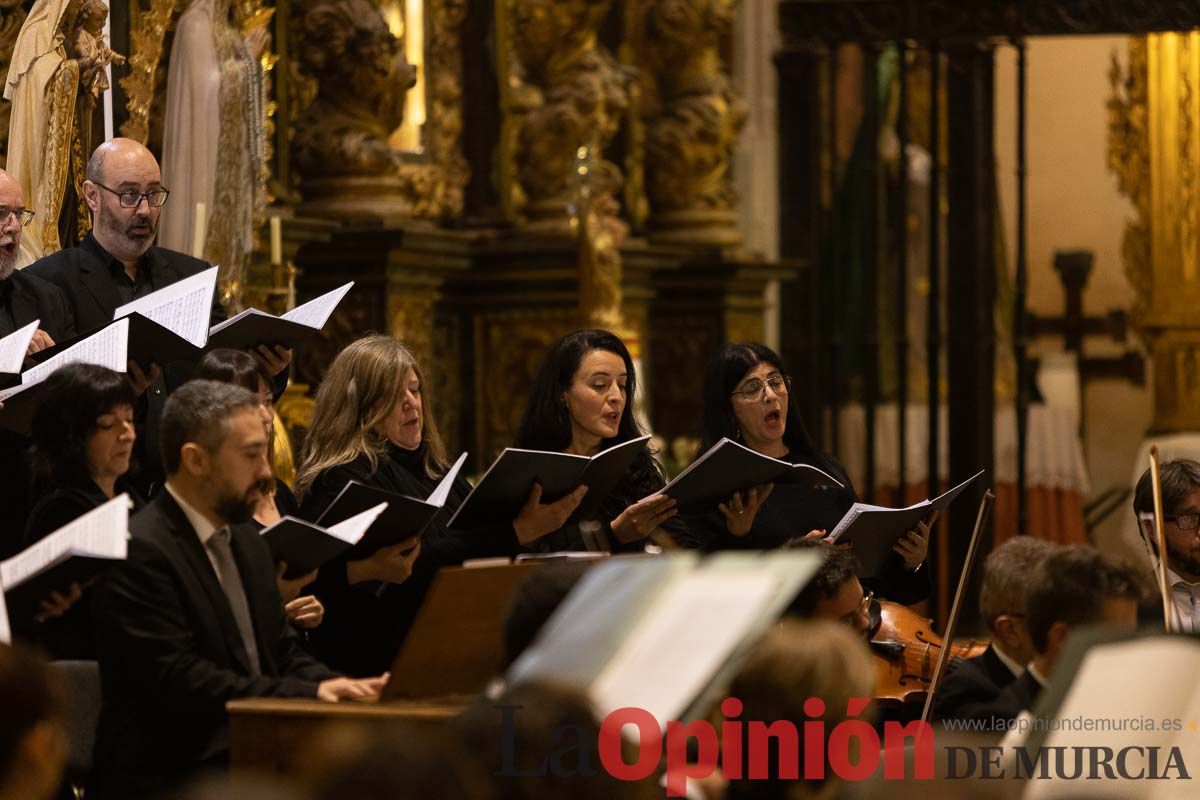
[192, 202, 207, 259]
[270, 215, 282, 265]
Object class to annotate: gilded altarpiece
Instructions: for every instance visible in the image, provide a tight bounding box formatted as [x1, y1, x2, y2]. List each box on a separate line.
[1111, 34, 1200, 433]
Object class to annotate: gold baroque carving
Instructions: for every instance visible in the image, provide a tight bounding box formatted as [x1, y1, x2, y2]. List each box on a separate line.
[1108, 40, 1150, 327]
[1109, 34, 1200, 432]
[288, 0, 416, 218]
[121, 0, 176, 144]
[498, 0, 634, 231]
[474, 309, 576, 460]
[396, 0, 469, 220]
[639, 0, 746, 246]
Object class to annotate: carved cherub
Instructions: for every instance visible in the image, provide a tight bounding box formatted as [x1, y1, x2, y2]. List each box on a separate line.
[71, 0, 125, 98]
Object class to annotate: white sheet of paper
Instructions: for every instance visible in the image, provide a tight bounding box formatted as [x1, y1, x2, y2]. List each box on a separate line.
[4, 319, 130, 402]
[113, 265, 218, 347]
[588, 571, 778, 727]
[1025, 637, 1200, 800]
[428, 452, 468, 507]
[208, 307, 271, 335]
[0, 319, 38, 374]
[326, 502, 389, 545]
[0, 494, 129, 589]
[281, 282, 354, 329]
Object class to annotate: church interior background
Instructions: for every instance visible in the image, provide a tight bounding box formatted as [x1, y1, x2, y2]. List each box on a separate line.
[6, 0, 1200, 623]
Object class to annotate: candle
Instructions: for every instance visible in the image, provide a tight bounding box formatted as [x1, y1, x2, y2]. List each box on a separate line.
[192, 202, 207, 260]
[270, 215, 282, 265]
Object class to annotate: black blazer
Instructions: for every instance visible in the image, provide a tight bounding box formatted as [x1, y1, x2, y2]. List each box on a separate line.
[0, 270, 75, 554]
[15, 477, 145, 659]
[0, 268, 76, 342]
[28, 233, 227, 496]
[932, 644, 1020, 723]
[298, 444, 521, 677]
[89, 491, 338, 799]
[976, 669, 1043, 727]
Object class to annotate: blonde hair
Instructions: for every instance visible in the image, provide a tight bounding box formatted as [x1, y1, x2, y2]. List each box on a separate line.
[294, 335, 447, 499]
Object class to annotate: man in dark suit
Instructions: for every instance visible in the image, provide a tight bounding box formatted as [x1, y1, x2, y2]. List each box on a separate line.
[933, 537, 1054, 723]
[90, 381, 385, 799]
[0, 166, 75, 557]
[27, 138, 290, 494]
[977, 544, 1142, 725]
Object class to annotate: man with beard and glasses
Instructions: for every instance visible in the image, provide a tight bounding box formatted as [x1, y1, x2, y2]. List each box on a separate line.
[1134, 458, 1200, 632]
[0, 166, 74, 558]
[89, 381, 387, 800]
[27, 138, 291, 496]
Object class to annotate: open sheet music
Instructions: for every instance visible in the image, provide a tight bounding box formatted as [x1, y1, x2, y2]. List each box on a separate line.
[449, 437, 650, 530]
[0, 494, 129, 623]
[207, 282, 354, 351]
[261, 502, 388, 577]
[0, 319, 129, 407]
[825, 469, 984, 577]
[318, 452, 468, 554]
[661, 437, 843, 515]
[507, 551, 823, 729]
[1022, 631, 1200, 799]
[113, 265, 218, 347]
[0, 319, 38, 375]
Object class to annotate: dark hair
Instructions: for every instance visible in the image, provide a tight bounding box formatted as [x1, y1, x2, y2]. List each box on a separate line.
[0, 643, 67, 783]
[514, 330, 664, 511]
[30, 363, 136, 494]
[783, 539, 861, 616]
[161, 380, 261, 475]
[1025, 545, 1144, 653]
[191, 348, 272, 396]
[454, 682, 654, 800]
[503, 561, 592, 667]
[699, 343, 840, 478]
[1133, 459, 1200, 518]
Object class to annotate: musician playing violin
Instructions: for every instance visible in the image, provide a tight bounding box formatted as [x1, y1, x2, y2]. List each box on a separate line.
[679, 342, 931, 605]
[1133, 459, 1200, 633]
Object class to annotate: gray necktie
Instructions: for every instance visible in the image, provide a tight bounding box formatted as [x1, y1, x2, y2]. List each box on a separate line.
[206, 528, 262, 676]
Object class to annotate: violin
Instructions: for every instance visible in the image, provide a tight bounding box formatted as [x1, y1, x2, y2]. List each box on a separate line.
[867, 598, 988, 708]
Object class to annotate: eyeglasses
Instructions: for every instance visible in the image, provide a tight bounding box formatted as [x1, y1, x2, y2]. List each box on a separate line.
[843, 590, 874, 626]
[731, 373, 791, 401]
[92, 182, 170, 209]
[1166, 513, 1200, 531]
[0, 207, 35, 227]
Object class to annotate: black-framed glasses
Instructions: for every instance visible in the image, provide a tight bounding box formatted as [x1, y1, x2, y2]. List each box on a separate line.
[731, 373, 791, 401]
[92, 182, 170, 208]
[1166, 513, 1200, 531]
[0, 207, 35, 227]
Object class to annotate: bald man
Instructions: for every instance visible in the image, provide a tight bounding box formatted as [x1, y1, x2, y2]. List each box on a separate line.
[26, 139, 292, 495]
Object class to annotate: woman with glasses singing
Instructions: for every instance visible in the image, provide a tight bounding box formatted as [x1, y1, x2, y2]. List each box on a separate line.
[683, 342, 931, 604]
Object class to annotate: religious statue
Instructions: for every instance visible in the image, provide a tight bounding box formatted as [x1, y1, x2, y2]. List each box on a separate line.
[159, 0, 269, 309]
[4, 0, 123, 266]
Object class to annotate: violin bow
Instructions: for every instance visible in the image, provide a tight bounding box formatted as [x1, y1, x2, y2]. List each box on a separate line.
[919, 489, 995, 726]
[1149, 446, 1174, 633]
